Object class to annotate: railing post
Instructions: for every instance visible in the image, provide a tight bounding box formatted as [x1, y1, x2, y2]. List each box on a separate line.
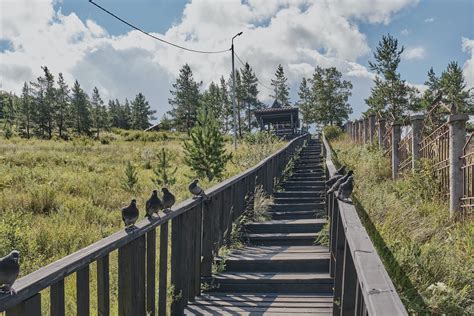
[369, 115, 376, 144]
[410, 114, 424, 172]
[6, 294, 41, 316]
[448, 114, 469, 217]
[378, 118, 386, 149]
[391, 122, 402, 179]
[341, 240, 357, 314]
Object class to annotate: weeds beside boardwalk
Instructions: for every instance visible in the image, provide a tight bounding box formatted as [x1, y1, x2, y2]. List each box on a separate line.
[330, 135, 473, 314]
[0, 130, 284, 314]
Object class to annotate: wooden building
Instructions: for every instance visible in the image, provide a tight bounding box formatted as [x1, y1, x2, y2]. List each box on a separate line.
[254, 100, 300, 138]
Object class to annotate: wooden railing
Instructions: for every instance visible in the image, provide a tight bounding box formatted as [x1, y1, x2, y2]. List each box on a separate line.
[0, 134, 310, 316]
[398, 128, 412, 173]
[322, 134, 407, 316]
[461, 133, 474, 213]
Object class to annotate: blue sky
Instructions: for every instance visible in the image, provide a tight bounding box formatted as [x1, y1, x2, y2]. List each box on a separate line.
[1, 0, 473, 119]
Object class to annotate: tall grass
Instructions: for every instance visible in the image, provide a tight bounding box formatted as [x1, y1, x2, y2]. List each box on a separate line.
[0, 130, 285, 314]
[330, 135, 473, 314]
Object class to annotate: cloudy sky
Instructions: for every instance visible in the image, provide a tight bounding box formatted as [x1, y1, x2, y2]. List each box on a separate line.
[0, 0, 473, 120]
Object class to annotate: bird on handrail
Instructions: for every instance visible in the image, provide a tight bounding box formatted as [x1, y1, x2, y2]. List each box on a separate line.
[189, 179, 208, 200]
[328, 170, 353, 194]
[146, 190, 163, 219]
[122, 199, 139, 230]
[162, 188, 175, 213]
[337, 176, 354, 203]
[0, 250, 20, 295]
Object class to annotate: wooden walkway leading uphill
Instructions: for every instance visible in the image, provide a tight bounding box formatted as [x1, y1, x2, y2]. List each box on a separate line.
[185, 139, 334, 315]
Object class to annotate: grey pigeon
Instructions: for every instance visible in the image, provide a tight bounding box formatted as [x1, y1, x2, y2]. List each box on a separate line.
[337, 176, 354, 202]
[328, 170, 353, 194]
[0, 250, 20, 295]
[121, 199, 139, 229]
[326, 174, 343, 187]
[336, 165, 346, 176]
[162, 188, 175, 212]
[146, 190, 163, 219]
[188, 179, 208, 200]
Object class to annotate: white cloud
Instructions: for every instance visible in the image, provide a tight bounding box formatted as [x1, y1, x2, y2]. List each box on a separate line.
[401, 28, 410, 36]
[404, 46, 426, 60]
[462, 37, 474, 89]
[0, 0, 418, 119]
[424, 17, 435, 22]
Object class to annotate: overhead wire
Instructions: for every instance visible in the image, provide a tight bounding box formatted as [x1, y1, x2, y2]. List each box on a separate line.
[89, 0, 230, 54]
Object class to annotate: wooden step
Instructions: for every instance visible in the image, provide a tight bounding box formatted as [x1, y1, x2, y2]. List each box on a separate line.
[274, 191, 324, 198]
[271, 203, 324, 212]
[246, 232, 317, 246]
[269, 210, 323, 220]
[273, 196, 323, 204]
[245, 218, 326, 233]
[281, 185, 325, 192]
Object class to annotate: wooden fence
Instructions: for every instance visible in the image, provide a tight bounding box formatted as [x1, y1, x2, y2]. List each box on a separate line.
[322, 135, 407, 316]
[461, 133, 474, 212]
[0, 134, 309, 316]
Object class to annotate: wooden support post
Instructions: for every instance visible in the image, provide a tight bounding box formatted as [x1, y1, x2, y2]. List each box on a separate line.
[332, 212, 346, 315]
[448, 114, 469, 217]
[50, 279, 65, 316]
[158, 222, 169, 316]
[97, 255, 110, 316]
[391, 122, 402, 179]
[340, 240, 357, 314]
[6, 294, 41, 316]
[76, 266, 90, 316]
[378, 118, 386, 149]
[410, 114, 424, 172]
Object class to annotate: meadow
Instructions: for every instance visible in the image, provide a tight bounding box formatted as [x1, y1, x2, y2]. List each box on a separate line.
[330, 135, 473, 315]
[0, 129, 284, 314]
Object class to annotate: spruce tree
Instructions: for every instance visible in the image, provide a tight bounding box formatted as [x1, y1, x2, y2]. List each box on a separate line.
[183, 106, 232, 181]
[121, 99, 132, 129]
[168, 64, 201, 132]
[18, 82, 34, 138]
[130, 92, 156, 130]
[70, 80, 92, 135]
[90, 87, 108, 137]
[270, 64, 290, 105]
[298, 77, 313, 125]
[55, 73, 70, 138]
[240, 62, 260, 132]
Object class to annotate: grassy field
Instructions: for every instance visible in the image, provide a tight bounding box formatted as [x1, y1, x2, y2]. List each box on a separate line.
[0, 130, 285, 314]
[330, 135, 473, 315]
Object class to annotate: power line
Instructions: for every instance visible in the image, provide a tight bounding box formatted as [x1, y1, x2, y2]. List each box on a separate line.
[234, 50, 273, 91]
[89, 0, 230, 54]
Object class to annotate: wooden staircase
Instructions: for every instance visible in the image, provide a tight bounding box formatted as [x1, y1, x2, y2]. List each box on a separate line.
[185, 138, 333, 315]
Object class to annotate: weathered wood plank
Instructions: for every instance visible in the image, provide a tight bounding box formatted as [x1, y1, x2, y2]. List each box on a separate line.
[146, 229, 156, 316]
[341, 240, 357, 315]
[76, 266, 90, 316]
[96, 254, 109, 316]
[158, 222, 168, 316]
[50, 279, 65, 316]
[5, 293, 41, 316]
[171, 214, 184, 315]
[332, 210, 345, 315]
[201, 198, 213, 278]
[193, 205, 203, 297]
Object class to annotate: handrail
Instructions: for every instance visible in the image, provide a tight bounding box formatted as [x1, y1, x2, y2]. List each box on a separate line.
[322, 133, 407, 315]
[0, 133, 310, 314]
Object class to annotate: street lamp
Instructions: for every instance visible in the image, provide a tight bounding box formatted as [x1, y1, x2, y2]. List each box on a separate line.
[231, 31, 243, 150]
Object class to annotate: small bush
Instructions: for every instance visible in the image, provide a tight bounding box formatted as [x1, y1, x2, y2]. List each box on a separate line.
[121, 161, 139, 192]
[323, 125, 343, 140]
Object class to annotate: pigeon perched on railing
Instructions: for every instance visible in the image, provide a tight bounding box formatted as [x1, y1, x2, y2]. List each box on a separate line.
[327, 170, 353, 194]
[121, 199, 139, 230]
[0, 250, 20, 295]
[146, 190, 163, 219]
[335, 165, 346, 176]
[188, 179, 208, 200]
[337, 176, 354, 202]
[162, 188, 175, 213]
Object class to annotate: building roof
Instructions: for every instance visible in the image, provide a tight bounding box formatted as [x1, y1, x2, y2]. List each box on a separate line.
[254, 106, 298, 114]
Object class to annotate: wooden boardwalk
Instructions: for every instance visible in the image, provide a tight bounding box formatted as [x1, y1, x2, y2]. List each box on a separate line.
[185, 139, 333, 315]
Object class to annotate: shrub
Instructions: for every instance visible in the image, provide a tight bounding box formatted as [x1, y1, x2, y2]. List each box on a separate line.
[121, 161, 139, 192]
[152, 148, 177, 187]
[323, 125, 343, 140]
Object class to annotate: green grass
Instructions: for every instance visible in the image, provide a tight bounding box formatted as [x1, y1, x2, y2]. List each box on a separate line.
[0, 129, 285, 314]
[330, 135, 473, 315]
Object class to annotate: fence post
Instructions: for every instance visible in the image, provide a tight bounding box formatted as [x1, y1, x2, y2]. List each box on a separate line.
[448, 114, 469, 217]
[410, 114, 424, 172]
[346, 121, 352, 138]
[369, 115, 376, 144]
[364, 118, 369, 143]
[358, 120, 363, 143]
[391, 122, 402, 179]
[351, 121, 356, 141]
[378, 118, 386, 149]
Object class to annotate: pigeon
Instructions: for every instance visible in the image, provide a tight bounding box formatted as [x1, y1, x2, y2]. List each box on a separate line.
[162, 188, 176, 213]
[121, 199, 139, 229]
[335, 165, 346, 176]
[337, 176, 354, 202]
[146, 190, 163, 219]
[326, 174, 343, 187]
[0, 250, 20, 295]
[188, 179, 208, 200]
[327, 170, 353, 194]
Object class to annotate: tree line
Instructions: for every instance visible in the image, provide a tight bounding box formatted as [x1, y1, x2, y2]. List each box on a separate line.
[0, 66, 156, 139]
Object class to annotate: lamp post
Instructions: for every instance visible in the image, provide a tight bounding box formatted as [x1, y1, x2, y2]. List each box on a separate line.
[231, 31, 243, 150]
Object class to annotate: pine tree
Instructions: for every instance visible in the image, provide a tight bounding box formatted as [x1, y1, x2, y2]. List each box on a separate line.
[70, 80, 92, 135]
[130, 93, 156, 130]
[234, 70, 245, 137]
[310, 66, 353, 126]
[298, 77, 312, 125]
[152, 148, 177, 187]
[90, 87, 108, 137]
[18, 82, 34, 138]
[270, 64, 290, 106]
[220, 76, 233, 133]
[55, 73, 70, 138]
[240, 62, 260, 132]
[2, 93, 15, 136]
[31, 66, 55, 138]
[107, 99, 121, 128]
[200, 82, 223, 130]
[439, 61, 473, 114]
[121, 99, 132, 129]
[365, 34, 410, 120]
[183, 106, 232, 181]
[168, 64, 201, 132]
[158, 114, 173, 131]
